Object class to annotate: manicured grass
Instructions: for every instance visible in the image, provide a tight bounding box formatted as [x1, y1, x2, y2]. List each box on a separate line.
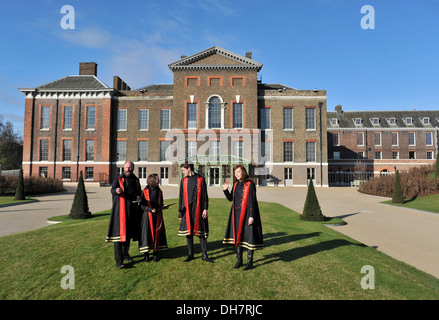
[1, 199, 438, 300]
[382, 193, 439, 214]
[0, 196, 37, 207]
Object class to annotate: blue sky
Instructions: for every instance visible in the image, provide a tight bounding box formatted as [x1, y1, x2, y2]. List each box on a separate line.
[1, 0, 439, 136]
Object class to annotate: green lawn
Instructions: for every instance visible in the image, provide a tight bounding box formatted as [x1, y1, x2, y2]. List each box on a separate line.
[382, 193, 439, 214]
[1, 198, 438, 300]
[0, 196, 37, 207]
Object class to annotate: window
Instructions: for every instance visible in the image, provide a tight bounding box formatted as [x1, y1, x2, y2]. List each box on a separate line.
[138, 140, 148, 161]
[39, 167, 48, 178]
[86, 140, 95, 161]
[208, 97, 221, 129]
[408, 132, 416, 146]
[63, 106, 73, 130]
[62, 167, 71, 180]
[187, 103, 197, 129]
[353, 118, 362, 126]
[139, 109, 149, 130]
[160, 141, 170, 161]
[391, 132, 398, 146]
[283, 108, 293, 130]
[333, 151, 340, 159]
[85, 167, 94, 180]
[392, 151, 399, 159]
[138, 167, 147, 179]
[332, 133, 340, 146]
[40, 106, 50, 129]
[233, 141, 243, 158]
[260, 108, 271, 129]
[427, 151, 433, 160]
[284, 168, 293, 181]
[306, 108, 316, 130]
[187, 141, 197, 158]
[86, 106, 95, 130]
[160, 109, 170, 130]
[116, 140, 126, 162]
[405, 117, 413, 125]
[409, 151, 416, 159]
[388, 118, 396, 125]
[426, 132, 433, 146]
[422, 117, 430, 125]
[374, 132, 382, 146]
[370, 118, 379, 126]
[306, 142, 316, 162]
[375, 151, 382, 159]
[117, 109, 127, 131]
[329, 118, 338, 126]
[283, 142, 293, 162]
[209, 141, 219, 157]
[62, 140, 71, 161]
[233, 103, 243, 128]
[357, 132, 364, 146]
[40, 139, 49, 161]
[357, 151, 364, 159]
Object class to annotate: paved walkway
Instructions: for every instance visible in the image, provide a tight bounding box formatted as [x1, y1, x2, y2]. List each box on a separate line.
[0, 184, 438, 279]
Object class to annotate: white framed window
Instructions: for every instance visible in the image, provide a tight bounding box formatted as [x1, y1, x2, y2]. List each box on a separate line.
[391, 132, 399, 146]
[306, 142, 316, 162]
[62, 140, 72, 161]
[370, 118, 379, 126]
[187, 103, 197, 129]
[374, 132, 382, 146]
[260, 108, 271, 129]
[208, 96, 222, 129]
[40, 106, 50, 130]
[353, 118, 362, 126]
[139, 109, 149, 130]
[63, 106, 73, 130]
[392, 151, 399, 159]
[283, 142, 293, 162]
[85, 167, 94, 181]
[117, 109, 127, 131]
[160, 141, 170, 161]
[160, 109, 171, 130]
[426, 132, 433, 146]
[329, 118, 338, 126]
[86, 106, 95, 130]
[232, 141, 243, 158]
[187, 141, 197, 158]
[426, 151, 433, 160]
[357, 132, 364, 146]
[306, 108, 316, 130]
[40, 139, 49, 161]
[86, 140, 94, 161]
[405, 117, 413, 125]
[408, 132, 416, 146]
[333, 133, 340, 146]
[422, 117, 430, 125]
[233, 103, 243, 128]
[116, 141, 126, 162]
[62, 167, 71, 180]
[138, 140, 148, 161]
[375, 151, 382, 159]
[333, 151, 340, 159]
[283, 108, 293, 130]
[387, 117, 396, 125]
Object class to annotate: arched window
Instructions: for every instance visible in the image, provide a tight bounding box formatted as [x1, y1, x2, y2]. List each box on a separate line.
[208, 96, 222, 129]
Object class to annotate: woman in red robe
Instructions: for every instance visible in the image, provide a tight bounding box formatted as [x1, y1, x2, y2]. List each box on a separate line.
[223, 165, 263, 270]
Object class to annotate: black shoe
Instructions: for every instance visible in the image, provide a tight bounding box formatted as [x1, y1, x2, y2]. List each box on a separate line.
[153, 255, 159, 263]
[124, 256, 133, 263]
[233, 260, 243, 269]
[184, 255, 194, 262]
[244, 262, 253, 271]
[202, 254, 214, 263]
[116, 264, 125, 269]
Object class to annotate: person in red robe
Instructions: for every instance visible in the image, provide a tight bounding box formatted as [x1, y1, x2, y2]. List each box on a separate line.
[223, 165, 263, 270]
[106, 161, 141, 268]
[178, 163, 213, 263]
[139, 174, 168, 262]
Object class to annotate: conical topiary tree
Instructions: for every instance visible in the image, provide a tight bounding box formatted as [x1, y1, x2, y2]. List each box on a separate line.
[69, 171, 91, 219]
[300, 179, 326, 221]
[392, 170, 404, 204]
[14, 166, 25, 200]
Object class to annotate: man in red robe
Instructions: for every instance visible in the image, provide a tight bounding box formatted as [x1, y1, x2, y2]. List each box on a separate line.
[106, 161, 141, 268]
[178, 163, 213, 263]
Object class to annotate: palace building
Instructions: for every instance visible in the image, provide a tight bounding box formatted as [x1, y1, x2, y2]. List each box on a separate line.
[18, 46, 438, 187]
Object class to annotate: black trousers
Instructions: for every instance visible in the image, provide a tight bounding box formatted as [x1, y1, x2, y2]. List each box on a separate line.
[114, 240, 130, 266]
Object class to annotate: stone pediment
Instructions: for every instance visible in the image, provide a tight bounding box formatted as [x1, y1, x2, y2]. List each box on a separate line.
[168, 46, 262, 72]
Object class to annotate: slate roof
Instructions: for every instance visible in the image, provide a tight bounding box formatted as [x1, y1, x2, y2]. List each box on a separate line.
[327, 109, 439, 129]
[35, 75, 110, 90]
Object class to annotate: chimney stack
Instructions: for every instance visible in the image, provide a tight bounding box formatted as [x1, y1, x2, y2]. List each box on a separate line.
[245, 52, 252, 59]
[79, 62, 98, 76]
[335, 105, 343, 113]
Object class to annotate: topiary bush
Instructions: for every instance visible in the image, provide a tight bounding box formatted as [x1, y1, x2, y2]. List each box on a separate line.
[300, 179, 326, 222]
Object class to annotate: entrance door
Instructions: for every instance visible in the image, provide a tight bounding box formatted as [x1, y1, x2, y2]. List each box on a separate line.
[284, 168, 293, 186]
[307, 168, 316, 186]
[209, 167, 220, 186]
[160, 167, 169, 185]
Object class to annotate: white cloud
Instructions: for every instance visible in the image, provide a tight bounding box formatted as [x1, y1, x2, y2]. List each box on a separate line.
[57, 27, 112, 49]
